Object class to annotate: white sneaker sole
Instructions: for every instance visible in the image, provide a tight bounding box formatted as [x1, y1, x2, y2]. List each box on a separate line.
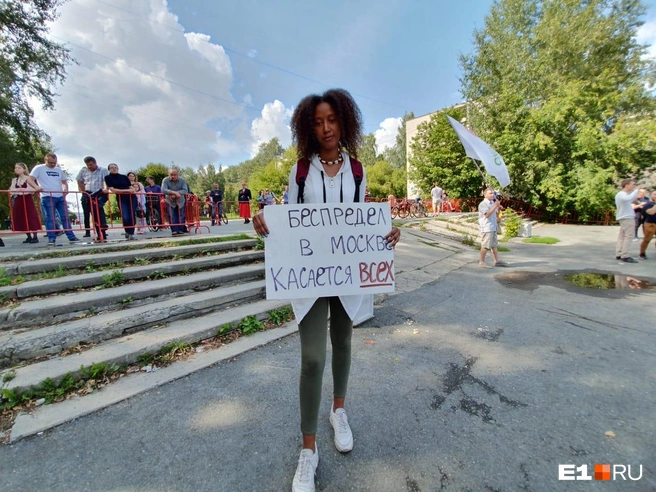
[330, 414, 353, 453]
[333, 437, 353, 453]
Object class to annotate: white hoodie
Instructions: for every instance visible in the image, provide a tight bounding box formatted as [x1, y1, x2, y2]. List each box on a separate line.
[287, 152, 367, 323]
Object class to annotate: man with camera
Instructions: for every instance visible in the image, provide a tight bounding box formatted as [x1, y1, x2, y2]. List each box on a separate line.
[478, 188, 507, 268]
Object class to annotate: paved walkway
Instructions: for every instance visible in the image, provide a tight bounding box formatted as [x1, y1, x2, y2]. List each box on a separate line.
[1, 223, 654, 491]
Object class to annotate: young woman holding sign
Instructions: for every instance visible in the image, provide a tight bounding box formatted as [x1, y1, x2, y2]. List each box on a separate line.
[253, 89, 400, 492]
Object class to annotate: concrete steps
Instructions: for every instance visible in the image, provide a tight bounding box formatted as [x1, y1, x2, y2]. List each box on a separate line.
[5, 298, 289, 394]
[0, 237, 281, 392]
[0, 281, 267, 367]
[0, 263, 265, 330]
[0, 249, 263, 300]
[0, 238, 258, 276]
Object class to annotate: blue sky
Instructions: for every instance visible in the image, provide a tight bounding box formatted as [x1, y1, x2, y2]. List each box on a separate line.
[34, 0, 656, 173]
[168, 0, 493, 130]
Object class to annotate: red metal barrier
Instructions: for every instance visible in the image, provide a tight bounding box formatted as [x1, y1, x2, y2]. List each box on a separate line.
[2, 190, 91, 243]
[87, 191, 207, 243]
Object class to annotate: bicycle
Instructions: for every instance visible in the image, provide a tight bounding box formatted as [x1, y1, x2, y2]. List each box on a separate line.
[212, 203, 228, 225]
[411, 200, 428, 218]
[392, 198, 411, 219]
[146, 207, 162, 232]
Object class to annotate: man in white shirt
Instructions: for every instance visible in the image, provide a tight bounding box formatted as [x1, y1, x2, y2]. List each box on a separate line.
[430, 183, 443, 216]
[30, 153, 79, 246]
[615, 178, 640, 263]
[478, 188, 506, 268]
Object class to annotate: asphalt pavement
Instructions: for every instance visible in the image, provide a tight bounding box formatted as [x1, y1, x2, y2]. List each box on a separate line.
[0, 221, 654, 491]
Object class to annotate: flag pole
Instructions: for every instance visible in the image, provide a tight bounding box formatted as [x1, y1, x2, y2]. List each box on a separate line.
[470, 157, 487, 186]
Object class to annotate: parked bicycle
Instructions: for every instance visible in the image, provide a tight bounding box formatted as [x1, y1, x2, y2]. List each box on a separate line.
[411, 200, 429, 218]
[145, 200, 161, 232]
[392, 198, 412, 219]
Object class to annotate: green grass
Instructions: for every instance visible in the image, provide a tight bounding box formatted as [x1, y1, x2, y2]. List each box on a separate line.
[0, 268, 24, 286]
[497, 246, 511, 252]
[522, 236, 560, 244]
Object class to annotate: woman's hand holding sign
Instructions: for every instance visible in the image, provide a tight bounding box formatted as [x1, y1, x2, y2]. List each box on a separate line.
[385, 226, 401, 248]
[252, 211, 269, 238]
[253, 210, 400, 248]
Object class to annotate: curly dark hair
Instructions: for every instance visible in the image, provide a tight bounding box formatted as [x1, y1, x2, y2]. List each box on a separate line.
[291, 88, 363, 161]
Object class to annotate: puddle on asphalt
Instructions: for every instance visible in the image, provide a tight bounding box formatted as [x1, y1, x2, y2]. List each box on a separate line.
[495, 270, 656, 298]
[564, 273, 652, 290]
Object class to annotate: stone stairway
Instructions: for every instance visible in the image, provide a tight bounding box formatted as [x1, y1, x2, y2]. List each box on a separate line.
[0, 236, 290, 397]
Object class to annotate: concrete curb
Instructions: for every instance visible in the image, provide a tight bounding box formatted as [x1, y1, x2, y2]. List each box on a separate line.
[9, 320, 298, 443]
[0, 239, 258, 275]
[0, 281, 266, 367]
[0, 263, 265, 329]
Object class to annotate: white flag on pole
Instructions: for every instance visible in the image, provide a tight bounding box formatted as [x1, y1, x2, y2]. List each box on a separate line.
[446, 115, 511, 188]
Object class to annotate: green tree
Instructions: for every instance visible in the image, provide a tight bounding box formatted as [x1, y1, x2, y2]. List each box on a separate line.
[365, 160, 407, 198]
[222, 138, 285, 190]
[0, 0, 73, 145]
[356, 133, 380, 167]
[382, 112, 415, 169]
[409, 107, 484, 199]
[249, 145, 297, 199]
[460, 0, 656, 219]
[133, 163, 169, 187]
[0, 128, 51, 223]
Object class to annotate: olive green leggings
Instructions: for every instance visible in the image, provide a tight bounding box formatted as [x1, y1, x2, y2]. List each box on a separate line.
[298, 297, 353, 435]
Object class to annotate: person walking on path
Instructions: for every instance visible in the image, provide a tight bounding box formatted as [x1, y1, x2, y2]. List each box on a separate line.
[105, 164, 138, 240]
[615, 178, 641, 263]
[238, 182, 252, 224]
[161, 167, 189, 236]
[431, 182, 443, 216]
[478, 187, 506, 268]
[252, 88, 400, 492]
[639, 190, 656, 260]
[30, 153, 80, 246]
[77, 156, 109, 241]
[9, 163, 42, 243]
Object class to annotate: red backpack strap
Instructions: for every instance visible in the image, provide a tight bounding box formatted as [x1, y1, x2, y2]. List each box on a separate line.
[350, 158, 364, 203]
[295, 158, 311, 203]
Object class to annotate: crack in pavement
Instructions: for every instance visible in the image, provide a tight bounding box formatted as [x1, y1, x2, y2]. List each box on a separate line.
[430, 357, 528, 424]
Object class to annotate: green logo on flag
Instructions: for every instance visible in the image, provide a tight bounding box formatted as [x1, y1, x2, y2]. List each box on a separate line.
[493, 154, 503, 166]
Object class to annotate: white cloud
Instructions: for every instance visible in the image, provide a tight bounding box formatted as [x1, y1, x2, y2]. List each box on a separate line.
[374, 117, 402, 152]
[33, 0, 252, 174]
[250, 100, 293, 156]
[637, 17, 656, 59]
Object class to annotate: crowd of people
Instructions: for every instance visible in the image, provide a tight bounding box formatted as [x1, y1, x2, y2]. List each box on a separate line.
[5, 154, 199, 245]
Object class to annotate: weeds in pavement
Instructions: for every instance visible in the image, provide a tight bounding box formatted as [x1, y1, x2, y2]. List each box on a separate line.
[268, 306, 294, 326]
[101, 270, 127, 288]
[239, 315, 265, 335]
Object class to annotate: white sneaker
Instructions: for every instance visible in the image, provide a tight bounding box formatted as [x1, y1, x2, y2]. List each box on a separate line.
[330, 407, 353, 452]
[292, 446, 318, 492]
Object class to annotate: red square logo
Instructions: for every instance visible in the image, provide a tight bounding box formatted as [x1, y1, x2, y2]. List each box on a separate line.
[595, 464, 611, 481]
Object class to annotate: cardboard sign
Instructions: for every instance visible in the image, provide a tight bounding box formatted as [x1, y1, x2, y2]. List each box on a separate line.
[264, 203, 395, 299]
